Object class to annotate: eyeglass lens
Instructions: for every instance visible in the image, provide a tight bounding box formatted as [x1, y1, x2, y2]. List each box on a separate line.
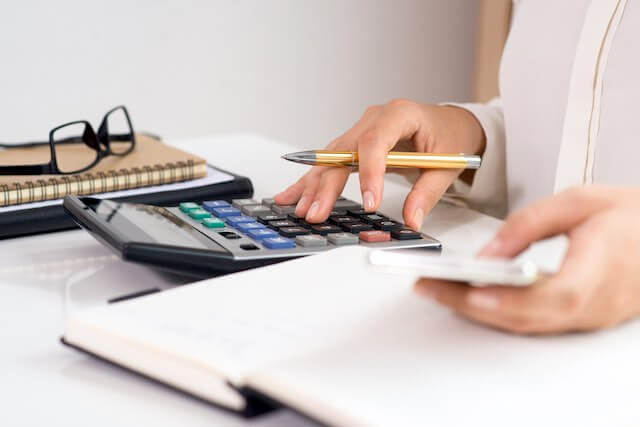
[102, 107, 134, 155]
[52, 123, 98, 173]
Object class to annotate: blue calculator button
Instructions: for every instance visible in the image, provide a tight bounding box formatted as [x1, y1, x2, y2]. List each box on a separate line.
[211, 207, 241, 218]
[226, 215, 256, 227]
[247, 228, 279, 240]
[202, 200, 230, 211]
[236, 222, 266, 232]
[262, 236, 296, 249]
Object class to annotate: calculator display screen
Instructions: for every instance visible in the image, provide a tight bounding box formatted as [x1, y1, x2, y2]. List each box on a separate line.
[92, 200, 230, 253]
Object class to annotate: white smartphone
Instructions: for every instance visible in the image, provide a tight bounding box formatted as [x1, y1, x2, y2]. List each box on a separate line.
[369, 249, 539, 287]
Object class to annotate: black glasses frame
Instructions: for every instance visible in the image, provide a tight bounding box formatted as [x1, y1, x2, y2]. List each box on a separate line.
[0, 105, 136, 175]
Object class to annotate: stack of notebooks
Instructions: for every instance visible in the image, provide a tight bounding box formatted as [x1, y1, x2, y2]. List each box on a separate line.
[0, 134, 252, 238]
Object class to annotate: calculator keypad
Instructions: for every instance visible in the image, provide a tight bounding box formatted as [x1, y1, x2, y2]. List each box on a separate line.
[173, 197, 439, 255]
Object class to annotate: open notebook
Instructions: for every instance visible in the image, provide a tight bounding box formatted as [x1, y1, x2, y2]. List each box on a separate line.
[63, 246, 640, 427]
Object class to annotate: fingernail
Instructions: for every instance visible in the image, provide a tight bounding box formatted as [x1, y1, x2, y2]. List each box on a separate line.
[306, 201, 320, 219]
[295, 196, 308, 215]
[362, 191, 375, 212]
[479, 238, 502, 256]
[413, 208, 424, 229]
[467, 291, 499, 310]
[415, 284, 437, 300]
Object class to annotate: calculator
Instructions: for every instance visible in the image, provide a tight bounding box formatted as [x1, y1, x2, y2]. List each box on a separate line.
[63, 195, 441, 278]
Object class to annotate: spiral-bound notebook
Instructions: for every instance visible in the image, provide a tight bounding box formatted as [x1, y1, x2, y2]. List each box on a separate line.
[0, 134, 253, 238]
[0, 134, 207, 207]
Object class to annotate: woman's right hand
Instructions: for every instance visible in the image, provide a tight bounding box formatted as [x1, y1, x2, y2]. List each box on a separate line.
[274, 99, 486, 229]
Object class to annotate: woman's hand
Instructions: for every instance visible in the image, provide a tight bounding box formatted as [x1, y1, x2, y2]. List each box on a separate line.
[415, 186, 640, 334]
[274, 100, 485, 229]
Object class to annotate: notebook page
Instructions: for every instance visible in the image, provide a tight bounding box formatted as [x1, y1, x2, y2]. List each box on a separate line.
[246, 271, 640, 427]
[65, 247, 411, 385]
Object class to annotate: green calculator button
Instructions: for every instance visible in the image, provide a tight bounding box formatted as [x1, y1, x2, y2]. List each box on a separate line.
[202, 218, 225, 228]
[188, 208, 211, 219]
[179, 202, 200, 212]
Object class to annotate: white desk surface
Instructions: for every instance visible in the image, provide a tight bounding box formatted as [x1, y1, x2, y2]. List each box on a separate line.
[0, 134, 560, 426]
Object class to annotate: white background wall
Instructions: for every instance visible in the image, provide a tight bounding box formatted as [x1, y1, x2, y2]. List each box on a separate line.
[0, 0, 477, 148]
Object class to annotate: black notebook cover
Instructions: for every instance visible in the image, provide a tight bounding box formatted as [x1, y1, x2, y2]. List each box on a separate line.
[0, 164, 253, 239]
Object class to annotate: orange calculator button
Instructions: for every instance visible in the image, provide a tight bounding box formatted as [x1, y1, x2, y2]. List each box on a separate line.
[359, 230, 391, 243]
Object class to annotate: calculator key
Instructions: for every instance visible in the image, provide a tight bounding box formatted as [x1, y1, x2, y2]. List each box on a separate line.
[310, 224, 343, 235]
[267, 220, 298, 230]
[218, 231, 241, 239]
[333, 199, 361, 209]
[272, 204, 297, 215]
[329, 215, 360, 226]
[295, 234, 327, 247]
[359, 230, 391, 243]
[188, 209, 211, 219]
[211, 207, 242, 218]
[347, 208, 368, 217]
[201, 217, 225, 228]
[329, 209, 347, 216]
[202, 200, 230, 211]
[236, 222, 266, 232]
[241, 204, 273, 216]
[327, 232, 359, 245]
[375, 220, 403, 231]
[361, 214, 387, 224]
[391, 228, 423, 240]
[287, 212, 305, 221]
[179, 202, 200, 212]
[341, 222, 374, 233]
[226, 215, 256, 227]
[247, 228, 279, 240]
[279, 226, 310, 238]
[262, 198, 276, 207]
[231, 199, 259, 208]
[258, 214, 287, 224]
[262, 236, 296, 249]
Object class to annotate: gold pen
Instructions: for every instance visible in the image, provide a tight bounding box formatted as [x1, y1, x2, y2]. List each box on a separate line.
[281, 150, 481, 169]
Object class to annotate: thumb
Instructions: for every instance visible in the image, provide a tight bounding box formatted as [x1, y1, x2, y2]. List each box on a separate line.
[479, 187, 615, 258]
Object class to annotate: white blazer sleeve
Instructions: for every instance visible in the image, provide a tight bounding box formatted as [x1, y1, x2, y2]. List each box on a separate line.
[444, 97, 508, 218]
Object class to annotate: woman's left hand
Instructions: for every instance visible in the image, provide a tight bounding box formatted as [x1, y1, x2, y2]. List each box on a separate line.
[414, 186, 640, 334]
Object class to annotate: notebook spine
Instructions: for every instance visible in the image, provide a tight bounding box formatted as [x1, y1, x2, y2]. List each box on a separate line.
[0, 160, 200, 207]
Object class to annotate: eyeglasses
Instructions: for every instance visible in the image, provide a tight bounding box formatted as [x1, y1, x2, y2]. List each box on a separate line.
[0, 105, 136, 175]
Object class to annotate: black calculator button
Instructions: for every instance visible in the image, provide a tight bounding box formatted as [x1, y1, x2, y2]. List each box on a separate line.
[239, 243, 260, 251]
[268, 220, 298, 230]
[347, 208, 368, 217]
[310, 224, 342, 235]
[218, 231, 242, 240]
[258, 214, 286, 224]
[279, 226, 310, 238]
[391, 229, 422, 240]
[361, 214, 387, 224]
[329, 215, 360, 225]
[341, 222, 374, 233]
[329, 209, 347, 216]
[287, 213, 304, 222]
[375, 220, 403, 231]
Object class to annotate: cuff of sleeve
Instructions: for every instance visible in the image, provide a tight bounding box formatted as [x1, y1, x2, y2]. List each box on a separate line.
[443, 101, 507, 218]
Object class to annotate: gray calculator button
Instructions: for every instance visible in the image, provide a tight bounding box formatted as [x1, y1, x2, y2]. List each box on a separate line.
[272, 204, 296, 215]
[327, 232, 359, 245]
[262, 198, 275, 207]
[333, 199, 361, 209]
[241, 204, 273, 216]
[295, 234, 327, 247]
[232, 199, 259, 208]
